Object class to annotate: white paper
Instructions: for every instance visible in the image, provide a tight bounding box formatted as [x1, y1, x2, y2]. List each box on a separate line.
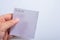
[10, 8, 39, 39]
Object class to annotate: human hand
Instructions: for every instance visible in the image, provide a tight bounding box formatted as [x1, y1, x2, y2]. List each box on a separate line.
[0, 13, 19, 40]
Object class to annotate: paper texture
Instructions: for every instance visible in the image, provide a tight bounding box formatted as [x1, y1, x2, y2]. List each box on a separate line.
[10, 8, 39, 39]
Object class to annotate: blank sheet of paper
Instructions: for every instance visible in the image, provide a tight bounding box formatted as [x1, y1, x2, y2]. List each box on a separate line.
[10, 8, 39, 39]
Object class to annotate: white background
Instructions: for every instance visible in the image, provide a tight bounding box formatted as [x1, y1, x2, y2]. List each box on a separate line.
[0, 0, 60, 40]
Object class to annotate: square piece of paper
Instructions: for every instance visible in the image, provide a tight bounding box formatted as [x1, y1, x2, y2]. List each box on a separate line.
[10, 8, 39, 39]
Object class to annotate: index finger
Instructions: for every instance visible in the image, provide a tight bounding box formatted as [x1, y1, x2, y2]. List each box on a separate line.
[0, 13, 13, 21]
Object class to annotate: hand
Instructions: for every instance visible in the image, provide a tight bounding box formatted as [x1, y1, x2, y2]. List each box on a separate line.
[0, 13, 19, 40]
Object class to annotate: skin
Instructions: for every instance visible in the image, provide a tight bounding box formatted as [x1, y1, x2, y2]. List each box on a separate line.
[0, 13, 19, 40]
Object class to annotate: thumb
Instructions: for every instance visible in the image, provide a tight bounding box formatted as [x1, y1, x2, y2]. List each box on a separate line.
[3, 18, 19, 31]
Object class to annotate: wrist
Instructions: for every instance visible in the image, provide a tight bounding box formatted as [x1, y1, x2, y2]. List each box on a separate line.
[0, 30, 5, 39]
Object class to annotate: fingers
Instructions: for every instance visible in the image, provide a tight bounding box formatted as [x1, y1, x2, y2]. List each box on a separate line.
[3, 13, 13, 21]
[0, 14, 19, 40]
[0, 16, 5, 23]
[0, 13, 13, 21]
[3, 18, 19, 31]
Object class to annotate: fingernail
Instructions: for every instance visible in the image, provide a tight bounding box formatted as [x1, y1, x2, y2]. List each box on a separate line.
[10, 13, 13, 19]
[15, 18, 20, 22]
